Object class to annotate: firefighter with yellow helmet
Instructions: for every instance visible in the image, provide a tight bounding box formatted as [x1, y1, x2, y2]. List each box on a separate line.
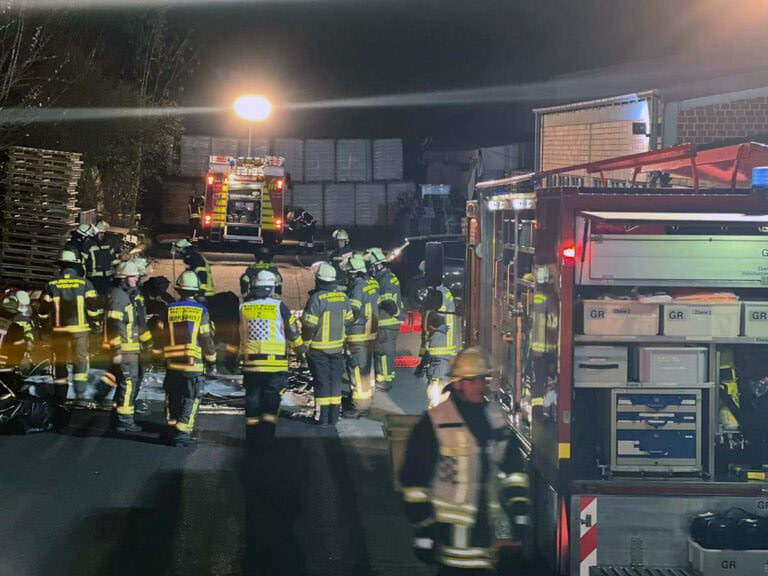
[302, 262, 354, 426]
[400, 347, 531, 574]
[153, 270, 217, 446]
[38, 249, 101, 403]
[366, 247, 403, 391]
[239, 270, 305, 442]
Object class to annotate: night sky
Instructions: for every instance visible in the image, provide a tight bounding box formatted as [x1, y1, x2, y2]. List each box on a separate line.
[164, 0, 768, 147]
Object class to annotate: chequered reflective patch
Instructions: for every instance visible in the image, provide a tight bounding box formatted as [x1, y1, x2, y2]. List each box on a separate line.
[248, 319, 270, 341]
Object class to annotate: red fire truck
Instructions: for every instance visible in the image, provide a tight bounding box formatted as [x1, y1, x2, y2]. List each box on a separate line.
[464, 143, 768, 575]
[201, 155, 286, 245]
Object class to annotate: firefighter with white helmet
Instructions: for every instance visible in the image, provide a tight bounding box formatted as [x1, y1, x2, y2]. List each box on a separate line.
[400, 347, 531, 573]
[38, 249, 101, 404]
[0, 294, 31, 394]
[342, 253, 380, 418]
[328, 229, 353, 291]
[174, 238, 215, 299]
[85, 220, 118, 298]
[64, 222, 97, 268]
[7, 291, 35, 358]
[366, 247, 404, 391]
[302, 262, 354, 426]
[239, 270, 305, 442]
[153, 270, 217, 446]
[240, 246, 283, 299]
[100, 261, 150, 433]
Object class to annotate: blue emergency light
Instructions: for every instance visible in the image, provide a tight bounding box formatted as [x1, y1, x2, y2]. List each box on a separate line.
[752, 166, 768, 187]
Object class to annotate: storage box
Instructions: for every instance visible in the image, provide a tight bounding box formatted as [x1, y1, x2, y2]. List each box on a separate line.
[662, 302, 740, 337]
[574, 346, 628, 387]
[742, 301, 768, 338]
[611, 389, 701, 473]
[633, 347, 708, 386]
[689, 538, 768, 576]
[582, 300, 660, 336]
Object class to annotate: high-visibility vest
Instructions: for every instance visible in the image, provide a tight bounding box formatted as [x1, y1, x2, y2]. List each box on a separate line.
[424, 286, 459, 357]
[162, 300, 215, 373]
[239, 297, 302, 372]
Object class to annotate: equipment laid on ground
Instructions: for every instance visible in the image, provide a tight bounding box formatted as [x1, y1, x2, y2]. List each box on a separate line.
[0, 146, 82, 286]
[200, 155, 286, 245]
[463, 143, 768, 575]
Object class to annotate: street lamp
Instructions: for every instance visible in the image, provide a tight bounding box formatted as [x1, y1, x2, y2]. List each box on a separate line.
[233, 95, 272, 157]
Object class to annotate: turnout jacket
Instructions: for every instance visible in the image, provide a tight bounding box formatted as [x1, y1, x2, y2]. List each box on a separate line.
[301, 287, 354, 354]
[104, 284, 153, 354]
[0, 314, 28, 370]
[400, 393, 530, 570]
[421, 285, 459, 357]
[375, 268, 404, 329]
[239, 295, 303, 372]
[85, 240, 118, 278]
[38, 268, 101, 333]
[183, 250, 215, 297]
[347, 275, 379, 343]
[154, 298, 216, 373]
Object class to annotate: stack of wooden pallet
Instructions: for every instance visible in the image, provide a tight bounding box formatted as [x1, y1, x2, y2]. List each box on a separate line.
[0, 146, 82, 286]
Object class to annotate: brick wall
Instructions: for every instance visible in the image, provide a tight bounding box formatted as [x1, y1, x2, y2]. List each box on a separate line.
[677, 96, 768, 146]
[540, 120, 648, 182]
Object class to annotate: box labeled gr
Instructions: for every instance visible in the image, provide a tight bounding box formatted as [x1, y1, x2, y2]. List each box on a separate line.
[582, 300, 659, 336]
[742, 301, 768, 337]
[662, 302, 740, 337]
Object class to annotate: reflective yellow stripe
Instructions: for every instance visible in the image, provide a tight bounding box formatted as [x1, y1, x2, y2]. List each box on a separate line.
[246, 417, 260, 426]
[501, 472, 530, 488]
[403, 487, 430, 503]
[559, 442, 571, 459]
[262, 413, 278, 423]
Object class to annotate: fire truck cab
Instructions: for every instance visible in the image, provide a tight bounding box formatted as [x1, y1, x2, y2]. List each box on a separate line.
[202, 155, 286, 245]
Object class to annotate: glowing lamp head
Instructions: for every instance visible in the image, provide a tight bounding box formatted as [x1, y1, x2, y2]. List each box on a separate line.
[203, 213, 212, 227]
[562, 245, 576, 261]
[276, 178, 284, 190]
[274, 218, 283, 231]
[234, 95, 272, 122]
[207, 175, 214, 185]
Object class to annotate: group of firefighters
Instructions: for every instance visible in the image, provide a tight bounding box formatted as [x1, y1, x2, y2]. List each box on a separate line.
[0, 221, 529, 573]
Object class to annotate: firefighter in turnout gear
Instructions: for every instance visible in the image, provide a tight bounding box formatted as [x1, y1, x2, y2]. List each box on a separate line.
[240, 246, 283, 298]
[63, 222, 96, 268]
[85, 221, 118, 297]
[101, 261, 149, 433]
[400, 347, 531, 575]
[328, 229, 353, 290]
[366, 247, 404, 391]
[421, 282, 460, 409]
[343, 253, 379, 418]
[302, 262, 354, 427]
[9, 291, 35, 358]
[0, 295, 31, 395]
[239, 270, 304, 442]
[38, 250, 101, 403]
[154, 270, 217, 446]
[174, 239, 215, 299]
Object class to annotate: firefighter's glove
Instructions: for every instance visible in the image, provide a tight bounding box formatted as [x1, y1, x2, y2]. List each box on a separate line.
[414, 353, 430, 379]
[412, 525, 436, 564]
[346, 351, 359, 369]
[111, 353, 123, 366]
[379, 300, 399, 317]
[206, 363, 218, 378]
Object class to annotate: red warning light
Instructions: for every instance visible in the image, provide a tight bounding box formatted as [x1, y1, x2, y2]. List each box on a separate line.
[562, 245, 576, 261]
[203, 213, 212, 227]
[207, 175, 214, 185]
[276, 179, 284, 190]
[275, 218, 283, 230]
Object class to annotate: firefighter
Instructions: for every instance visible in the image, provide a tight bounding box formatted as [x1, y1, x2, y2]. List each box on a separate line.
[420, 280, 460, 408]
[0, 294, 31, 395]
[101, 261, 145, 433]
[154, 270, 217, 446]
[38, 250, 101, 403]
[85, 220, 118, 298]
[366, 247, 403, 391]
[64, 222, 96, 268]
[328, 229, 353, 287]
[174, 239, 215, 299]
[239, 270, 304, 442]
[10, 291, 35, 355]
[400, 347, 531, 575]
[343, 253, 379, 418]
[286, 208, 317, 250]
[188, 194, 204, 238]
[302, 262, 354, 427]
[130, 256, 154, 414]
[240, 246, 283, 298]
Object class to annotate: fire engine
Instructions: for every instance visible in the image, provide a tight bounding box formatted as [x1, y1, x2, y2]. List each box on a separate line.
[463, 142, 768, 575]
[201, 155, 286, 245]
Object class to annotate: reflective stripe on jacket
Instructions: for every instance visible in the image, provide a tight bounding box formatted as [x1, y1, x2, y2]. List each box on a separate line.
[239, 297, 303, 372]
[104, 285, 141, 353]
[376, 268, 404, 329]
[423, 286, 459, 357]
[38, 269, 100, 333]
[159, 299, 216, 373]
[302, 289, 354, 354]
[347, 275, 379, 343]
[85, 242, 117, 277]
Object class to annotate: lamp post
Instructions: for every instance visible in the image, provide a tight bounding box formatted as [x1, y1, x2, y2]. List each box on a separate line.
[233, 95, 272, 157]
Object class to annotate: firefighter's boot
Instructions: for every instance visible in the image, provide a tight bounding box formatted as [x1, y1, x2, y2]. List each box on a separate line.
[318, 406, 330, 427]
[328, 405, 340, 426]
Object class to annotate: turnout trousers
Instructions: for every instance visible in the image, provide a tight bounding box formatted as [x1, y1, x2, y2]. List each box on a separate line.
[348, 340, 374, 412]
[50, 331, 89, 403]
[243, 371, 288, 441]
[164, 370, 204, 440]
[307, 350, 344, 426]
[101, 352, 140, 426]
[426, 355, 451, 408]
[374, 327, 399, 390]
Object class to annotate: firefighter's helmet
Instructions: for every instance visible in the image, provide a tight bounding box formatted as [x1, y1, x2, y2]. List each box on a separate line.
[15, 290, 30, 308]
[332, 229, 349, 242]
[2, 295, 19, 315]
[57, 249, 80, 265]
[254, 270, 278, 288]
[256, 246, 273, 262]
[115, 261, 140, 279]
[96, 221, 110, 234]
[75, 223, 94, 237]
[176, 270, 200, 292]
[315, 262, 337, 283]
[174, 238, 193, 251]
[366, 247, 386, 265]
[347, 254, 366, 275]
[131, 257, 149, 277]
[448, 347, 493, 381]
